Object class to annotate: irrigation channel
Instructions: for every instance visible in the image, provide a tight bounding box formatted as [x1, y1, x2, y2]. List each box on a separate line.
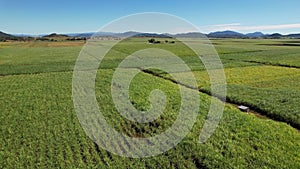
[138, 67, 300, 133]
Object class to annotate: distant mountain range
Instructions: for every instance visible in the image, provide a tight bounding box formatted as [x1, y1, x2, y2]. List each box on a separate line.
[74, 31, 300, 39]
[64, 31, 300, 39]
[1, 30, 300, 40]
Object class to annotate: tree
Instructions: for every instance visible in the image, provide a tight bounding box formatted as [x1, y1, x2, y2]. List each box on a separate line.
[148, 38, 155, 43]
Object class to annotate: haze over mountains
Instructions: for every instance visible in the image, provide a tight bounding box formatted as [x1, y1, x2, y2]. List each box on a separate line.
[1, 30, 300, 40]
[64, 31, 300, 39]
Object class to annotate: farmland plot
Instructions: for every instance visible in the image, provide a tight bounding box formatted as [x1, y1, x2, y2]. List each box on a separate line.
[0, 40, 299, 168]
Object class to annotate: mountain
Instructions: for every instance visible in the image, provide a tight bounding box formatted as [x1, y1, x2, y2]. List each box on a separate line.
[2, 30, 300, 40]
[66, 31, 204, 38]
[0, 31, 14, 38]
[246, 32, 264, 38]
[88, 31, 172, 38]
[37, 31, 300, 39]
[115, 31, 141, 37]
[43, 33, 69, 38]
[133, 33, 171, 38]
[263, 33, 283, 39]
[0, 31, 16, 41]
[208, 30, 246, 38]
[66, 32, 94, 37]
[12, 34, 40, 37]
[78, 31, 143, 38]
[174, 32, 206, 38]
[285, 33, 300, 38]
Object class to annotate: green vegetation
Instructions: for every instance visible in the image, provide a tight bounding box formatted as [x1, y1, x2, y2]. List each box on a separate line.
[168, 66, 300, 128]
[215, 39, 300, 68]
[0, 42, 82, 75]
[0, 39, 299, 168]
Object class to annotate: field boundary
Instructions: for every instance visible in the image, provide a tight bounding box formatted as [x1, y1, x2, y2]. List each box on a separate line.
[223, 58, 300, 69]
[139, 67, 300, 132]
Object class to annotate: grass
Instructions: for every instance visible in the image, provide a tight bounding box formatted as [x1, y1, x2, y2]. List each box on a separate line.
[165, 65, 300, 128]
[0, 39, 299, 168]
[214, 39, 300, 68]
[1, 70, 299, 168]
[0, 42, 81, 75]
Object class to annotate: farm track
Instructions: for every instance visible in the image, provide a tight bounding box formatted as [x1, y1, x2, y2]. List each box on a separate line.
[223, 58, 300, 69]
[139, 68, 300, 132]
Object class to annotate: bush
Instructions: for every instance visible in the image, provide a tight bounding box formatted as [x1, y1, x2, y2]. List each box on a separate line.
[148, 38, 156, 43]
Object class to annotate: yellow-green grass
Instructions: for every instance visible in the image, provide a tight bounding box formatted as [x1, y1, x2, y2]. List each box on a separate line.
[165, 66, 300, 128]
[0, 70, 299, 168]
[0, 39, 300, 168]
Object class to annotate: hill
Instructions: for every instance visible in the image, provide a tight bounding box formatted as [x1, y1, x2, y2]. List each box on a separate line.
[263, 33, 283, 39]
[285, 33, 300, 38]
[208, 30, 247, 38]
[56, 31, 300, 39]
[2, 31, 300, 40]
[41, 33, 70, 41]
[174, 32, 206, 38]
[43, 33, 69, 38]
[0, 31, 17, 41]
[246, 32, 265, 38]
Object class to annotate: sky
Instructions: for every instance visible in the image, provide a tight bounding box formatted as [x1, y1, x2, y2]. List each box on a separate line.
[0, 0, 300, 35]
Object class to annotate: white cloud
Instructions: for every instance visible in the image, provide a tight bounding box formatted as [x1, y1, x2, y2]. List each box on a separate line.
[207, 23, 241, 27]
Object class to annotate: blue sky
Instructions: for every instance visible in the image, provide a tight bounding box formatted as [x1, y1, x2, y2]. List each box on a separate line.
[1, 0, 300, 34]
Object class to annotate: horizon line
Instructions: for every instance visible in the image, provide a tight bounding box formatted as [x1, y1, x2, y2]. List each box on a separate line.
[2, 23, 300, 36]
[4, 30, 299, 36]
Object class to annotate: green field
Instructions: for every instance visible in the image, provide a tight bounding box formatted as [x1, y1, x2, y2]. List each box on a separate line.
[0, 39, 299, 168]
